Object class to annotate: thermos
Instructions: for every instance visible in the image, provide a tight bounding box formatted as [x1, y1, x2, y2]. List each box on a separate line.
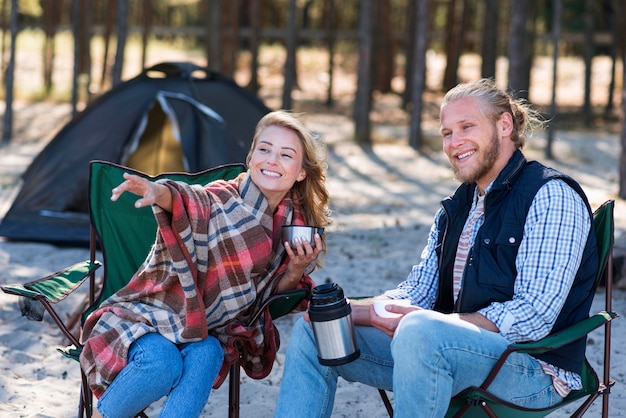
[308, 283, 360, 366]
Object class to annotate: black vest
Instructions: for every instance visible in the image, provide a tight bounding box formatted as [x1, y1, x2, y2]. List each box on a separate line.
[434, 150, 598, 374]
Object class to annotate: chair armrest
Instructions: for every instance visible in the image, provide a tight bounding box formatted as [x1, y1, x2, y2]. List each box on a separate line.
[56, 344, 82, 361]
[1, 260, 101, 303]
[507, 311, 617, 356]
[268, 288, 309, 319]
[478, 311, 617, 392]
[246, 288, 310, 325]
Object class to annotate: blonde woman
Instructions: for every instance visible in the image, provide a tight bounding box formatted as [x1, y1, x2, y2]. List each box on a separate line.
[81, 110, 331, 418]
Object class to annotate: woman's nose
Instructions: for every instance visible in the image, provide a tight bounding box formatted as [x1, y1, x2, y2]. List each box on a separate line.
[267, 152, 279, 163]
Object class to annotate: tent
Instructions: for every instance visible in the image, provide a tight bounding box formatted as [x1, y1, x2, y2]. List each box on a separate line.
[0, 62, 270, 246]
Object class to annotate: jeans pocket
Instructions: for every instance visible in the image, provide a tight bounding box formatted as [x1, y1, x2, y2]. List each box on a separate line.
[510, 383, 563, 408]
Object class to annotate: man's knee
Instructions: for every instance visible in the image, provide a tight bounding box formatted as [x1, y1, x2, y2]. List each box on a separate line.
[392, 310, 449, 354]
[290, 317, 315, 347]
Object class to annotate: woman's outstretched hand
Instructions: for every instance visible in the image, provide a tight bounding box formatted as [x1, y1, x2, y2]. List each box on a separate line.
[111, 172, 173, 212]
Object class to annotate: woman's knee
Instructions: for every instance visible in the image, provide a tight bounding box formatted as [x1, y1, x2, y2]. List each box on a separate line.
[130, 333, 183, 384]
[181, 336, 224, 376]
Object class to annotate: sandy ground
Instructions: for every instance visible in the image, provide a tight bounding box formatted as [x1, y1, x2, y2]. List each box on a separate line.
[1, 101, 625, 418]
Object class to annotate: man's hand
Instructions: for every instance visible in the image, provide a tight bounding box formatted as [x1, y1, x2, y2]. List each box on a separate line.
[369, 303, 421, 338]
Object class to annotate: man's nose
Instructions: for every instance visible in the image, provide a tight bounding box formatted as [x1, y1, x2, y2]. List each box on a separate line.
[449, 132, 465, 147]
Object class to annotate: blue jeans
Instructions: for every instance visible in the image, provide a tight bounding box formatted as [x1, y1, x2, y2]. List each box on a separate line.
[97, 332, 224, 418]
[274, 310, 562, 418]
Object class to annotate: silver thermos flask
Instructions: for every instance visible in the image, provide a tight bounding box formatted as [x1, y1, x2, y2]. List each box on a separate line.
[309, 283, 360, 366]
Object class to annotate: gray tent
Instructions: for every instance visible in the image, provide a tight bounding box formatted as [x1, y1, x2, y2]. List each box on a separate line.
[0, 62, 269, 245]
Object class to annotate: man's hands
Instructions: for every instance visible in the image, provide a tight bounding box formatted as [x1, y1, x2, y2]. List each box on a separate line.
[347, 297, 421, 338]
[369, 302, 421, 337]
[304, 296, 497, 339]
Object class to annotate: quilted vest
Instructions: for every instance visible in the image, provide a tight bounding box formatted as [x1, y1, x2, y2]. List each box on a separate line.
[434, 150, 598, 374]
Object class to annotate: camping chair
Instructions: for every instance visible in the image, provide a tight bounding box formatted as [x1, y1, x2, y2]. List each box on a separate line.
[377, 199, 618, 418]
[1, 160, 309, 418]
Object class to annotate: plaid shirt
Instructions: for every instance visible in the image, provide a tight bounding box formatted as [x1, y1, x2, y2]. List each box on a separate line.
[385, 179, 591, 392]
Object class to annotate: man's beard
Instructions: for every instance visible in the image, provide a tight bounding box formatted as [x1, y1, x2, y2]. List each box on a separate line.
[452, 131, 500, 185]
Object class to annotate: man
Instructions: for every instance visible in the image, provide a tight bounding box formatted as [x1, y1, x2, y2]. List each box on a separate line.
[273, 79, 598, 418]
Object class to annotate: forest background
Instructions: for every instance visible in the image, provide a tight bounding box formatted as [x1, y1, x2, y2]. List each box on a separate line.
[1, 0, 626, 198]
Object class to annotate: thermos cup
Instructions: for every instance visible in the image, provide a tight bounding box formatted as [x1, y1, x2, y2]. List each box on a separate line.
[308, 283, 360, 366]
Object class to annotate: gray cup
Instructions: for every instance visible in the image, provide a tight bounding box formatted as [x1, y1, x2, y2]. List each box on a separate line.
[282, 225, 325, 249]
[308, 283, 360, 366]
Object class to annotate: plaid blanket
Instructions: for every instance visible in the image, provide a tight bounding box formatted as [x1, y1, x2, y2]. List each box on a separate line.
[79, 173, 314, 398]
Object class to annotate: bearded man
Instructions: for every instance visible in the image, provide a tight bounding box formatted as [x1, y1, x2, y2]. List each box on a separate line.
[273, 78, 598, 418]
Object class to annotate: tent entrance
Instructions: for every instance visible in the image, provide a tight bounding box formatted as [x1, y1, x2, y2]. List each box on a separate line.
[125, 100, 185, 175]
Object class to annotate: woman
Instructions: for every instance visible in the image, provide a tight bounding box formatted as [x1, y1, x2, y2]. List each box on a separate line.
[80, 110, 331, 418]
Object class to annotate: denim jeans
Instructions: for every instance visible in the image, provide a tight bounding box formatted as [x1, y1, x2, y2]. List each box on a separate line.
[274, 310, 562, 418]
[97, 332, 224, 418]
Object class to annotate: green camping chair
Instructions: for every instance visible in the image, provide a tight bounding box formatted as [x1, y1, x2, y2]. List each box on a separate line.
[377, 199, 618, 418]
[1, 160, 309, 418]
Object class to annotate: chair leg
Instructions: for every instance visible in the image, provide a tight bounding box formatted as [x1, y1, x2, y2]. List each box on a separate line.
[79, 371, 92, 418]
[378, 389, 393, 417]
[229, 360, 241, 418]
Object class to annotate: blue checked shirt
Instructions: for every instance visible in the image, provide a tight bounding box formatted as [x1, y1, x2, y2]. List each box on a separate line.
[384, 179, 591, 390]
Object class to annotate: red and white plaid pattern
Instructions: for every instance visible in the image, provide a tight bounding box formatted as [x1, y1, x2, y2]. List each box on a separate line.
[452, 195, 485, 302]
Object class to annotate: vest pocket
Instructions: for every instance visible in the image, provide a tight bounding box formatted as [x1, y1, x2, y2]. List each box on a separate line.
[474, 222, 523, 288]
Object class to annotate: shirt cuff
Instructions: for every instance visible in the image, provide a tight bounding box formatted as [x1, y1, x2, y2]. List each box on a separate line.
[479, 303, 516, 336]
[382, 289, 411, 300]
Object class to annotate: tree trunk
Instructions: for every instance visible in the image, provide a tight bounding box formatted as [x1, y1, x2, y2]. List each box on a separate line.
[0, 0, 7, 75]
[141, 0, 152, 69]
[582, 0, 595, 126]
[324, 0, 336, 107]
[221, 0, 240, 77]
[99, 0, 115, 92]
[42, 0, 58, 96]
[604, 0, 618, 116]
[372, 0, 393, 93]
[402, 0, 417, 109]
[205, 0, 222, 71]
[480, 0, 499, 79]
[409, 0, 429, 150]
[282, 0, 298, 109]
[546, 0, 562, 160]
[247, 0, 261, 93]
[442, 0, 464, 92]
[354, 0, 373, 144]
[507, 0, 531, 99]
[620, 40, 626, 199]
[521, 2, 539, 96]
[2, 0, 17, 143]
[79, 0, 93, 101]
[71, 0, 80, 116]
[111, 0, 128, 87]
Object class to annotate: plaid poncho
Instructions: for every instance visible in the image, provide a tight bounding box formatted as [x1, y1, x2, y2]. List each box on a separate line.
[79, 173, 314, 398]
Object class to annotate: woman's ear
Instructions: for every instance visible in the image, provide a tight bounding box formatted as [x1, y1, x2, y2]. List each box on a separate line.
[297, 169, 306, 182]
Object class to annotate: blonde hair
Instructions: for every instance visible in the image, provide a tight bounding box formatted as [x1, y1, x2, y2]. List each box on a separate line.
[246, 110, 332, 264]
[441, 78, 545, 149]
